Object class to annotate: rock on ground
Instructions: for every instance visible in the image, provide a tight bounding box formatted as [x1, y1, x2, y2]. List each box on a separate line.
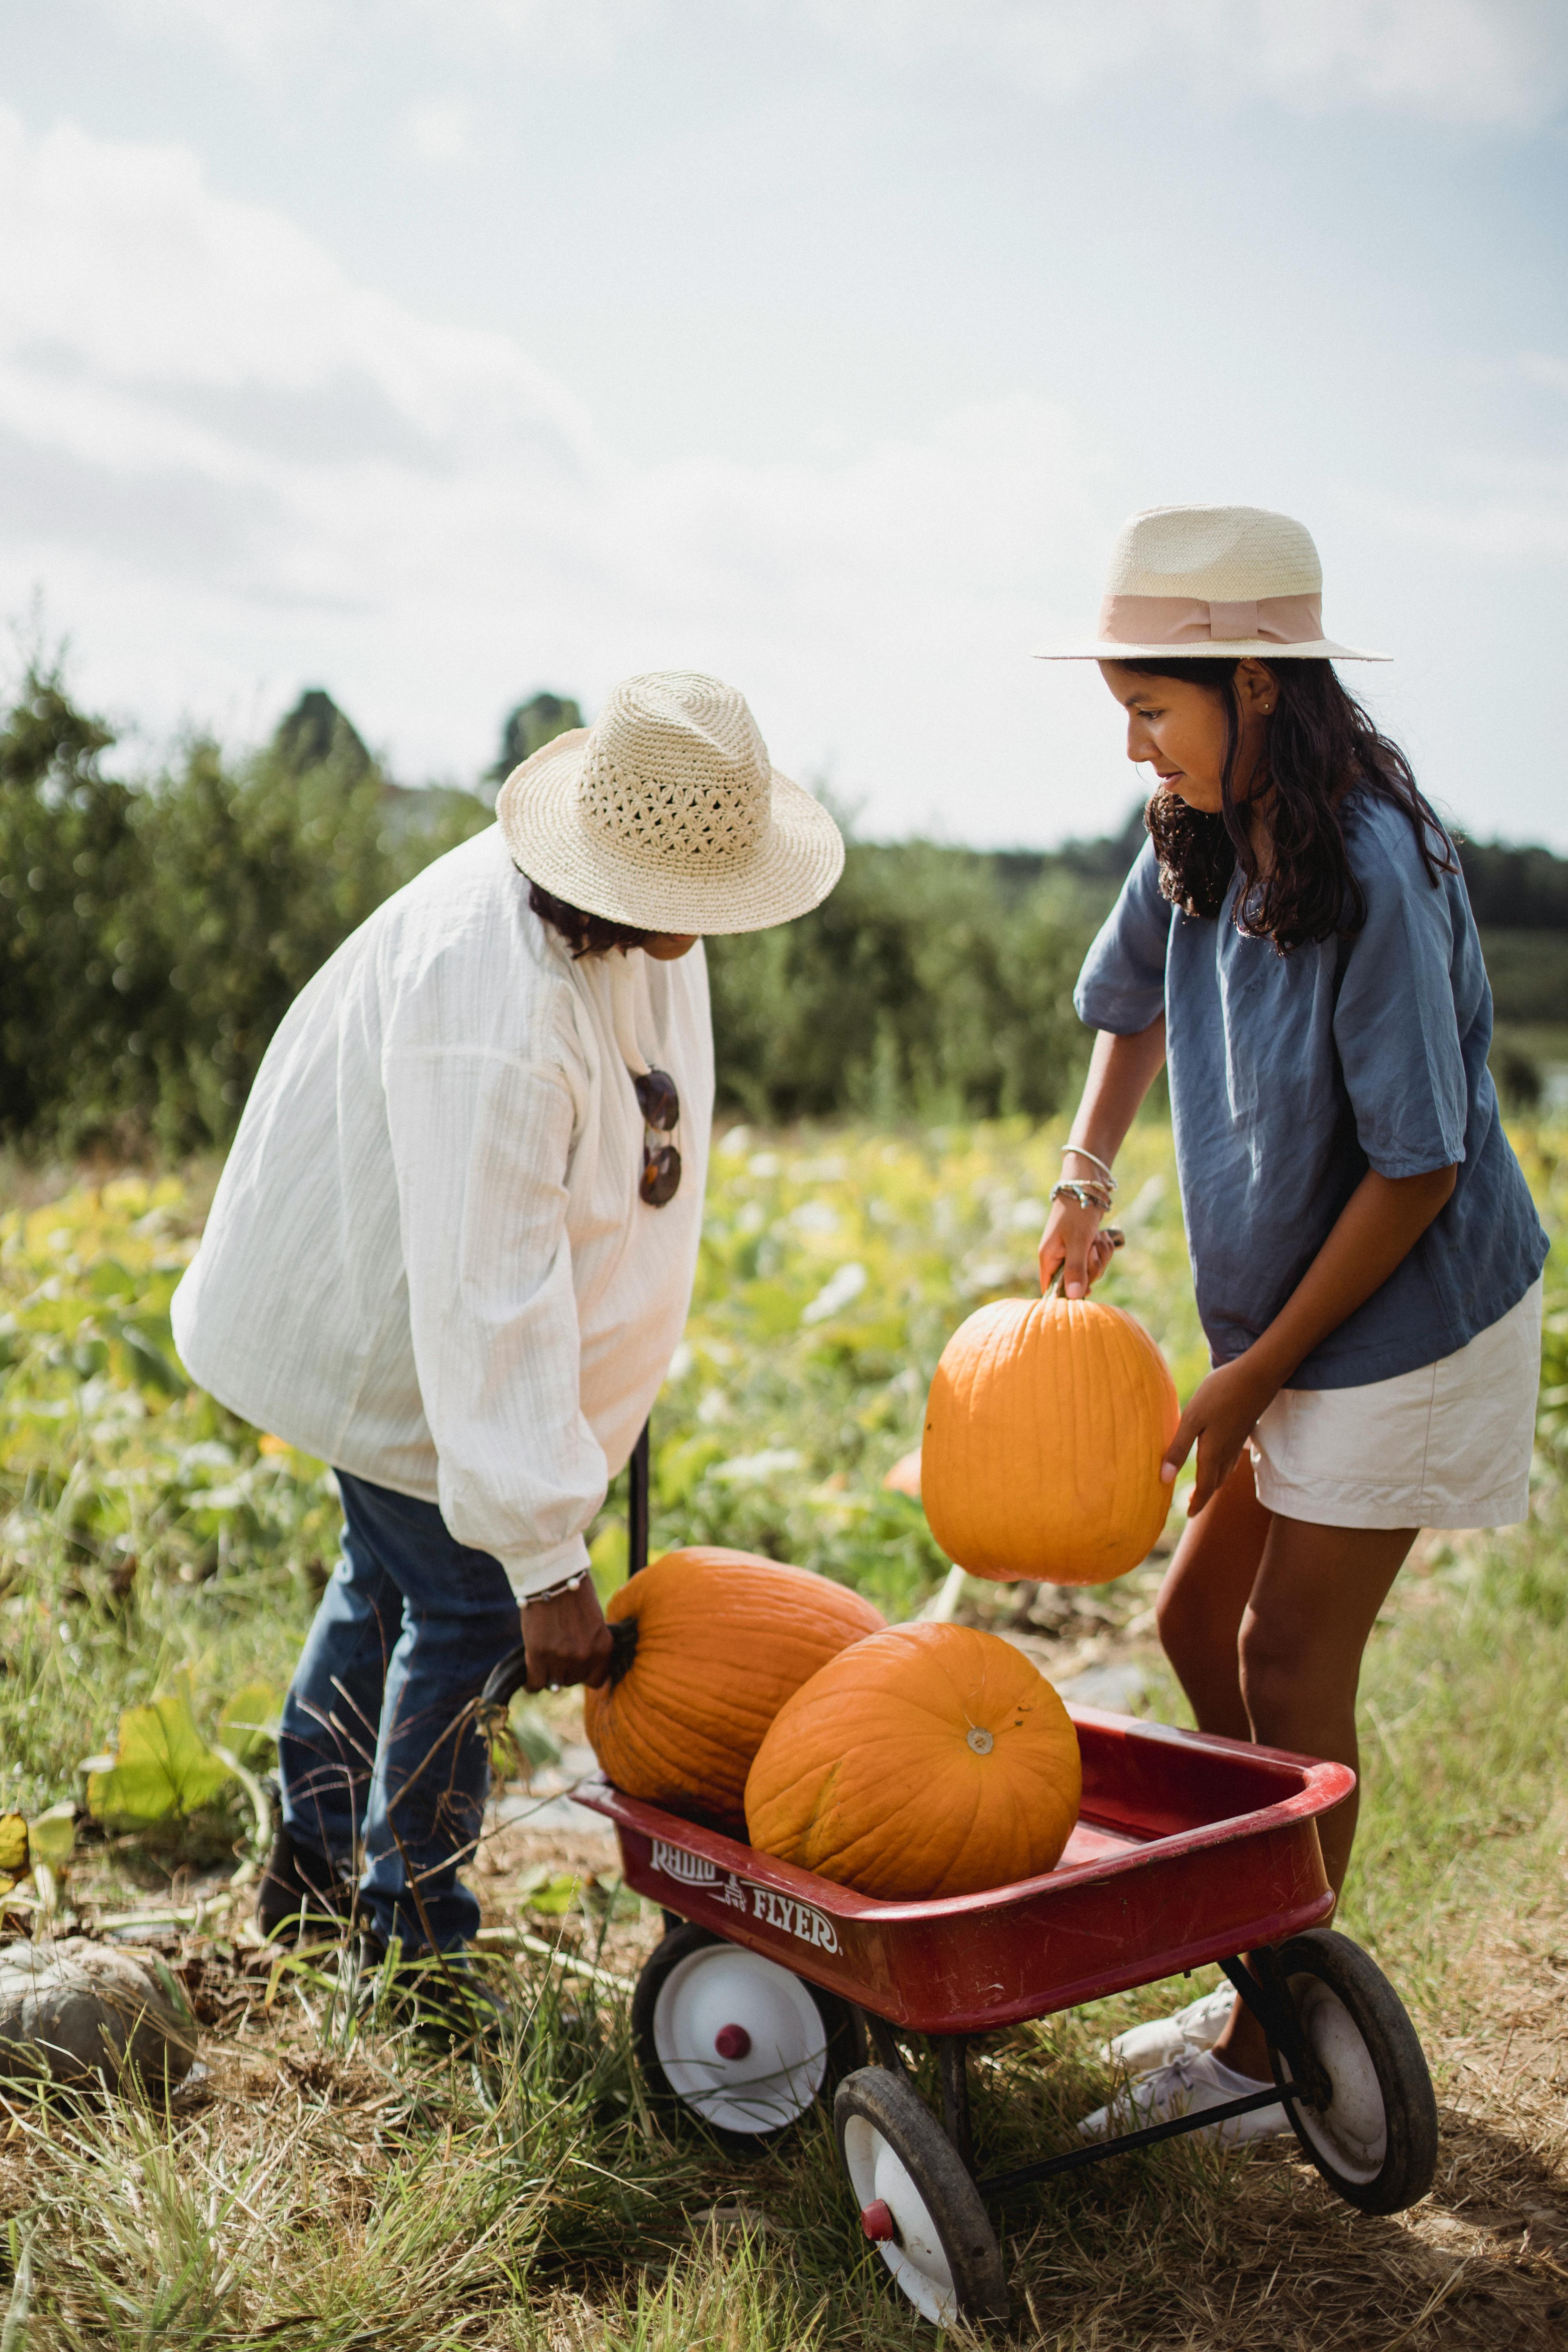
[0, 1936, 199, 2091]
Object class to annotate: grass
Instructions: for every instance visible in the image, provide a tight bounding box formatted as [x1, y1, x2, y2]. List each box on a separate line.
[1, 1118, 1566, 2346]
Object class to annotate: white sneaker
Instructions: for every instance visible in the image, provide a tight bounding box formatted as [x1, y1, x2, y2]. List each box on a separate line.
[1078, 2049, 1290, 2147]
[1100, 1982, 1236, 2075]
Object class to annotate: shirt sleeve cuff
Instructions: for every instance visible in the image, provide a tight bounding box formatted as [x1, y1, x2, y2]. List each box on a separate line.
[498, 1534, 593, 1602]
[1362, 1141, 1466, 1180]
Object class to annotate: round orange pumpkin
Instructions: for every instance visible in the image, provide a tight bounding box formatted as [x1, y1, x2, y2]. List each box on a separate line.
[744, 1622, 1081, 1900]
[583, 1548, 884, 1822]
[920, 1293, 1178, 1585]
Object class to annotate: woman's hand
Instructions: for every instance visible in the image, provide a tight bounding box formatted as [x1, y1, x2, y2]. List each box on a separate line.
[1160, 1353, 1281, 1517]
[523, 1577, 615, 1691]
[1038, 1197, 1118, 1299]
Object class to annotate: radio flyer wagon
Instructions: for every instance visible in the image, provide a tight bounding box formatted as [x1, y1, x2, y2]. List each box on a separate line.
[575, 1711, 1437, 2333]
[488, 1434, 1439, 2334]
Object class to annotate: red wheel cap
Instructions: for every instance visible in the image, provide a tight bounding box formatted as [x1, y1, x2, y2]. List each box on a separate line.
[714, 2022, 751, 2060]
[861, 2198, 896, 2243]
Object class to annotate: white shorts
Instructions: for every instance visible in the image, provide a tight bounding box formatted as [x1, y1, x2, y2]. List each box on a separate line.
[1249, 1277, 1543, 1532]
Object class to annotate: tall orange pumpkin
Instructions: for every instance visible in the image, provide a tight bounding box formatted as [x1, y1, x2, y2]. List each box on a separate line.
[920, 1294, 1178, 1585]
[583, 1548, 884, 1822]
[744, 1622, 1081, 1900]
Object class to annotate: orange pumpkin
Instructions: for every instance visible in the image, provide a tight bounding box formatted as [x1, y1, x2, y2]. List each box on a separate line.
[920, 1294, 1178, 1585]
[744, 1622, 1081, 1900]
[583, 1548, 884, 1822]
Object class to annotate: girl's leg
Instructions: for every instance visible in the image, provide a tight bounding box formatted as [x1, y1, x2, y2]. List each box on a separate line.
[1213, 1510, 1416, 2078]
[1154, 1451, 1273, 1740]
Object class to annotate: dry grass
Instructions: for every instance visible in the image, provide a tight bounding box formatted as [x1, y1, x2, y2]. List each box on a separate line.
[3, 1528, 1565, 2350]
[2, 1904, 1563, 2350]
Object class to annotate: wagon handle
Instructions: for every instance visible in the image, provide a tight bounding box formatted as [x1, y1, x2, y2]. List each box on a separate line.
[628, 1418, 650, 1574]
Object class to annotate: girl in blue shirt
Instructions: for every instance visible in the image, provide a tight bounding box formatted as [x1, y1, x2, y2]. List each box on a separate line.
[1039, 506, 1546, 2137]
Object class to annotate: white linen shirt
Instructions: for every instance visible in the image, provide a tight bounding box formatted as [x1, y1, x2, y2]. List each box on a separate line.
[171, 824, 713, 1598]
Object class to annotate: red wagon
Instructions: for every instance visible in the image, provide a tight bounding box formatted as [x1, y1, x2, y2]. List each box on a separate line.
[577, 1704, 1439, 2334]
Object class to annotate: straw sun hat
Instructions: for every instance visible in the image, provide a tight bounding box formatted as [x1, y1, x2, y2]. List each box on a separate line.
[1040, 504, 1388, 664]
[497, 670, 845, 935]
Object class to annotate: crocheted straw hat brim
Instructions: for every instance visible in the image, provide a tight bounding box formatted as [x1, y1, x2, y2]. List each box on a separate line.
[496, 726, 846, 936]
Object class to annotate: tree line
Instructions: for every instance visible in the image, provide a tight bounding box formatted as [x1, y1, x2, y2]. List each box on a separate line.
[0, 671, 1117, 1154]
[4, 664, 1562, 1155]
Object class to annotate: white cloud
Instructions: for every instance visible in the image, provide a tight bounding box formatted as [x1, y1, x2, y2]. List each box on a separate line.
[1376, 463, 1568, 563]
[98, 0, 656, 75]
[401, 98, 475, 165]
[95, 0, 1568, 126]
[1520, 351, 1568, 397]
[804, 0, 1568, 126]
[0, 110, 1115, 838]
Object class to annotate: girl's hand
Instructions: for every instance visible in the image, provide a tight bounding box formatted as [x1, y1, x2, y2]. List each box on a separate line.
[1038, 1197, 1117, 1299]
[1160, 1354, 1281, 1516]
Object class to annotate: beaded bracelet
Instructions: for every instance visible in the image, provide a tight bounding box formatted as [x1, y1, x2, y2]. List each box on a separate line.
[1050, 1179, 1114, 1214]
[524, 1567, 590, 1608]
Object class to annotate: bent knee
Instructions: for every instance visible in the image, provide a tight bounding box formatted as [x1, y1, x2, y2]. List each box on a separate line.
[1154, 1576, 1223, 1674]
[1236, 1615, 1296, 1708]
[1237, 1609, 1357, 1726]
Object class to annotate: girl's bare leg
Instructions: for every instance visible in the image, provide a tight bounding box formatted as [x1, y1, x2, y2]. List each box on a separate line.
[1213, 1511, 1416, 2077]
[1154, 1455, 1416, 2080]
[1154, 1451, 1273, 1741]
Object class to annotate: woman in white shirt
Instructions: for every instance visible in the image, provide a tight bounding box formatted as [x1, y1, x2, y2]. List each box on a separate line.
[172, 672, 843, 1957]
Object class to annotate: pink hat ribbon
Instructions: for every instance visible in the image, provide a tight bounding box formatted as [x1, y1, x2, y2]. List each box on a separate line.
[1096, 591, 1325, 648]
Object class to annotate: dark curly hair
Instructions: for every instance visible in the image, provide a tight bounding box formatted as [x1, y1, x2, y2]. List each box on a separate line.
[527, 879, 653, 958]
[1126, 657, 1456, 953]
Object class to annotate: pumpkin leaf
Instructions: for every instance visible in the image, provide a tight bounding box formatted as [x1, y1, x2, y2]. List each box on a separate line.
[27, 1801, 77, 1870]
[85, 1689, 234, 1827]
[0, 1813, 30, 1895]
[526, 1871, 581, 1916]
[589, 1518, 628, 1598]
[105, 1315, 187, 1395]
[215, 1681, 278, 1769]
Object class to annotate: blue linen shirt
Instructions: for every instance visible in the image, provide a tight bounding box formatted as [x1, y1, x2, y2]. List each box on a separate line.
[1074, 793, 1548, 1389]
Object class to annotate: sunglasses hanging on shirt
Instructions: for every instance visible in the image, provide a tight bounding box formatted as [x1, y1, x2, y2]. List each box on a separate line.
[635, 1067, 681, 1205]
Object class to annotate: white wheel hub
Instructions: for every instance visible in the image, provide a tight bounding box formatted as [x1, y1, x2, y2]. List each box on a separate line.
[651, 1945, 827, 2134]
[841, 2113, 958, 2327]
[1289, 1976, 1387, 2182]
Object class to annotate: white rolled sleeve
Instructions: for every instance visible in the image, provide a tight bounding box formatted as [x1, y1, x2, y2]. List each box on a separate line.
[383, 1044, 606, 1599]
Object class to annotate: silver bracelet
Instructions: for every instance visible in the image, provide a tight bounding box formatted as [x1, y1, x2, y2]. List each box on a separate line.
[1062, 1143, 1117, 1191]
[524, 1567, 589, 1608]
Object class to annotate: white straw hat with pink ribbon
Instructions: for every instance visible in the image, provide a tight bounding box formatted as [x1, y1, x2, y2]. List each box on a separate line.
[1039, 504, 1388, 664]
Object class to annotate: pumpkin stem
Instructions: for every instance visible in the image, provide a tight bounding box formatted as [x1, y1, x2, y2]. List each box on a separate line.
[607, 1615, 639, 1686]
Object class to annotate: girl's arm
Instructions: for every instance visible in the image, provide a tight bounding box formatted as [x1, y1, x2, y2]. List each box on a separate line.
[1038, 1018, 1167, 1298]
[1164, 1161, 1458, 1514]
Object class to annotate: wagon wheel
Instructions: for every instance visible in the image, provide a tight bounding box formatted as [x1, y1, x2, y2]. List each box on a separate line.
[632, 1922, 853, 2147]
[835, 2065, 1009, 2333]
[1266, 1929, 1438, 2214]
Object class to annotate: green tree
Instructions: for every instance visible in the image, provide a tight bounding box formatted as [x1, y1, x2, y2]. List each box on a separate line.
[706, 840, 1102, 1123]
[0, 668, 160, 1147]
[0, 672, 490, 1153]
[485, 692, 583, 797]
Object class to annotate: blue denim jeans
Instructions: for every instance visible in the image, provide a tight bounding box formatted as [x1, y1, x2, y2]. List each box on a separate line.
[277, 1470, 521, 1951]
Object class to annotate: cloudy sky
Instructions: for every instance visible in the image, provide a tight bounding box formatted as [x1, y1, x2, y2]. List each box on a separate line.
[1, 1, 1565, 844]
